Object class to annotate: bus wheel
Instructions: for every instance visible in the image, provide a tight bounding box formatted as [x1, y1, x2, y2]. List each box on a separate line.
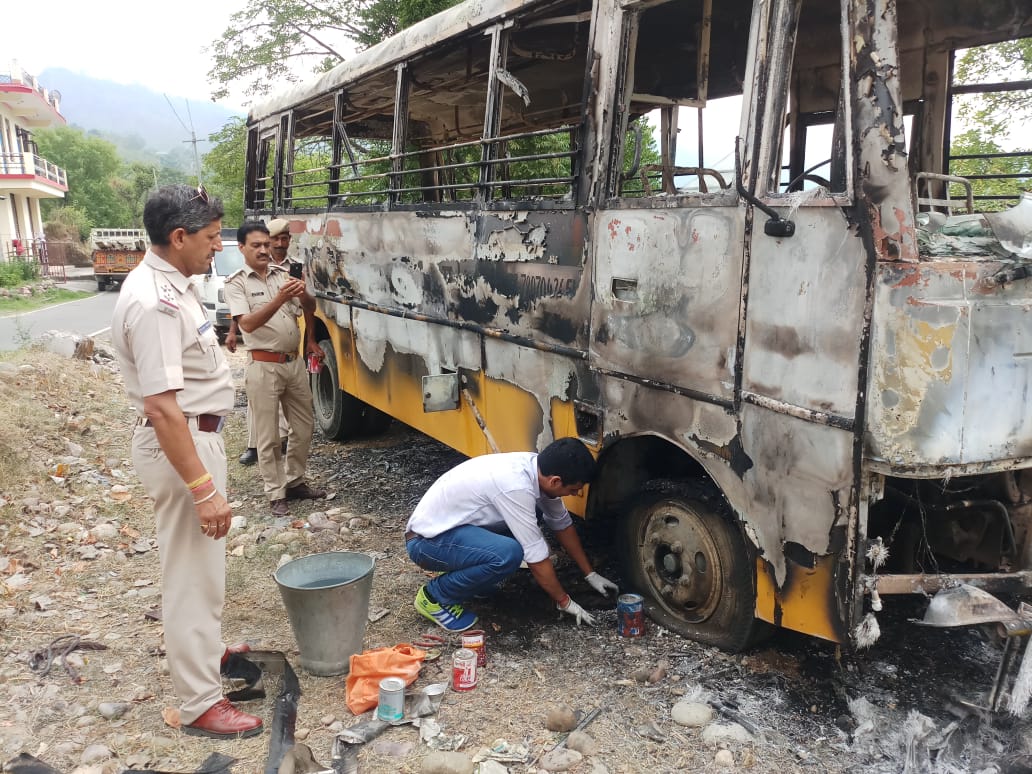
[96, 278, 107, 291]
[621, 478, 759, 651]
[312, 339, 364, 441]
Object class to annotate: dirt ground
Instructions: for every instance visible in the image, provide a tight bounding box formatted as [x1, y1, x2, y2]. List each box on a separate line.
[2, 344, 1032, 774]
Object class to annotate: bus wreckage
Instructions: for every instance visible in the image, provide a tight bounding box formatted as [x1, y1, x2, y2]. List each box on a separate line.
[244, 0, 1032, 712]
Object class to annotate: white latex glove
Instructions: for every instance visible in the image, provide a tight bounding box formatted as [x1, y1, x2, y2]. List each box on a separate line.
[558, 595, 596, 626]
[585, 571, 618, 597]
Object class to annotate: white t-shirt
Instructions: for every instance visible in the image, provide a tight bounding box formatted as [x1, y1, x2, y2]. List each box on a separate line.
[406, 452, 573, 564]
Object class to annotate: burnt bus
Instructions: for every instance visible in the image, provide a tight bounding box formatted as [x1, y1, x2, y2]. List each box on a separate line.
[245, 0, 1032, 706]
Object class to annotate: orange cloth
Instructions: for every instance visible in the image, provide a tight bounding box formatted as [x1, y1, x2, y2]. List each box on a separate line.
[345, 644, 426, 715]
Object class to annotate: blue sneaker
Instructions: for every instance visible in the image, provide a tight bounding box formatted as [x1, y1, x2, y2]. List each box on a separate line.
[414, 585, 478, 632]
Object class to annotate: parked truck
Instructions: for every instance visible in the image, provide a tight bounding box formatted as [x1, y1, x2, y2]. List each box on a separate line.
[91, 229, 148, 291]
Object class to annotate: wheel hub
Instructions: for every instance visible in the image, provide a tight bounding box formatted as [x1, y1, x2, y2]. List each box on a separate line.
[640, 506, 722, 623]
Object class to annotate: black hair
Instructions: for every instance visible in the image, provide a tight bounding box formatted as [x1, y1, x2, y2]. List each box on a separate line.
[237, 221, 270, 245]
[537, 437, 596, 485]
[143, 185, 224, 246]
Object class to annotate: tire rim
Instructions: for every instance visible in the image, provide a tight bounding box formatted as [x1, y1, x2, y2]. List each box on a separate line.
[639, 500, 723, 623]
[313, 350, 334, 422]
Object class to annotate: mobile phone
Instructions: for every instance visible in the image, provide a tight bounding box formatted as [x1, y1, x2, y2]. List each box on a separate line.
[289, 262, 303, 279]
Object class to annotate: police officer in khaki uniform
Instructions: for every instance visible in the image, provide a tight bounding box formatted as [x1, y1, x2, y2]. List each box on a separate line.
[230, 218, 292, 466]
[111, 185, 262, 739]
[224, 221, 325, 517]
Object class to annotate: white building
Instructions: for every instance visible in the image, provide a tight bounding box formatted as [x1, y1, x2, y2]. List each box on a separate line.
[0, 62, 67, 261]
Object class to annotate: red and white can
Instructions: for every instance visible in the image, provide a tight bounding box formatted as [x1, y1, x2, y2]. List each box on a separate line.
[461, 629, 487, 667]
[306, 353, 323, 374]
[451, 648, 477, 692]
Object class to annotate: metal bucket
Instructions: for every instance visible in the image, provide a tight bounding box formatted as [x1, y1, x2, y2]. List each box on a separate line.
[273, 551, 375, 676]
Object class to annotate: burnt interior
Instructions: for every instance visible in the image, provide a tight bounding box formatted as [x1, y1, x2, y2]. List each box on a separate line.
[868, 472, 1032, 574]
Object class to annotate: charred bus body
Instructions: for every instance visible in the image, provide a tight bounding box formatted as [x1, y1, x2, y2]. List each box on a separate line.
[245, 0, 1032, 695]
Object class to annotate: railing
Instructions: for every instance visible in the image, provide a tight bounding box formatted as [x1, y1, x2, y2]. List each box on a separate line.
[0, 239, 65, 280]
[0, 152, 67, 187]
[263, 124, 581, 210]
[0, 61, 62, 113]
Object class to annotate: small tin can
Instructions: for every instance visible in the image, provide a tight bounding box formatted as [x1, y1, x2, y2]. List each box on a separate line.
[461, 629, 487, 667]
[451, 648, 478, 692]
[376, 677, 406, 722]
[306, 352, 323, 374]
[617, 593, 645, 637]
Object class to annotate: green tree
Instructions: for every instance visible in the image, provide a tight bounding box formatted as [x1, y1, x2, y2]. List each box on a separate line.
[202, 118, 248, 227]
[43, 205, 93, 243]
[207, 0, 461, 101]
[950, 39, 1032, 210]
[207, 0, 360, 102]
[34, 127, 134, 227]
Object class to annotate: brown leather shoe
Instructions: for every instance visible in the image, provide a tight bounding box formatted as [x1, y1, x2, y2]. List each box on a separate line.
[271, 498, 289, 517]
[221, 642, 251, 668]
[285, 482, 326, 500]
[183, 698, 263, 739]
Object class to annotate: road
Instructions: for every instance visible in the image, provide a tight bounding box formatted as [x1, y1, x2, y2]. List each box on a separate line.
[0, 278, 116, 352]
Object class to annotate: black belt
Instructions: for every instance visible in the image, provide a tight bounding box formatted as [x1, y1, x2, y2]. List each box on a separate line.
[139, 413, 225, 433]
[405, 530, 422, 541]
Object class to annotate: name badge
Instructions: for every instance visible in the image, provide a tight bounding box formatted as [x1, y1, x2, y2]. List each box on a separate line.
[198, 320, 213, 335]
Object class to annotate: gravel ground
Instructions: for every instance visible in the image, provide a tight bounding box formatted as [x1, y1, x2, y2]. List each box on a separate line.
[1, 344, 1031, 774]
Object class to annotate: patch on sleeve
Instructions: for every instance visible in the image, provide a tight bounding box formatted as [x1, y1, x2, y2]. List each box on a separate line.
[156, 280, 179, 317]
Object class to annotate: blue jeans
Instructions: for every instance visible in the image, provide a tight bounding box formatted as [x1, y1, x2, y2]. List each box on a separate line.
[406, 525, 524, 605]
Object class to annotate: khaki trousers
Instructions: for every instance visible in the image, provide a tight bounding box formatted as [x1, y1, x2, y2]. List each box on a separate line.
[132, 426, 227, 724]
[245, 359, 315, 500]
[246, 400, 288, 448]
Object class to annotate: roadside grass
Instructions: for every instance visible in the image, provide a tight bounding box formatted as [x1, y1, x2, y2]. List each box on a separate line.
[0, 288, 92, 316]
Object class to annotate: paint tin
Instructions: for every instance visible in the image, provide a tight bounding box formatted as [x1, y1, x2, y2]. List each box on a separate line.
[461, 629, 487, 667]
[617, 593, 645, 637]
[306, 352, 323, 374]
[451, 648, 478, 692]
[376, 677, 406, 722]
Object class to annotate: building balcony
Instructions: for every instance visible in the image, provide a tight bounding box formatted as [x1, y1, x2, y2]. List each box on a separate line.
[0, 63, 65, 128]
[0, 151, 68, 197]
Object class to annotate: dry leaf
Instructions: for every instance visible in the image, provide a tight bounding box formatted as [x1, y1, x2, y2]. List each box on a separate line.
[162, 706, 181, 728]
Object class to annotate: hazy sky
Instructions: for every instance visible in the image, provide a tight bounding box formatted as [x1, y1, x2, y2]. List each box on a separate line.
[2, 0, 256, 110]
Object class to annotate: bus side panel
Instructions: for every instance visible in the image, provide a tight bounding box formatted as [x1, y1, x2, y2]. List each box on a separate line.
[589, 206, 744, 400]
[309, 210, 590, 350]
[867, 261, 1032, 469]
[742, 209, 868, 417]
[315, 288, 588, 460]
[741, 406, 855, 642]
[742, 207, 868, 620]
[481, 337, 587, 452]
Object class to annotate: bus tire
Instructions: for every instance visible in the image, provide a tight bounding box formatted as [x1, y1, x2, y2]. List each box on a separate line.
[96, 278, 107, 291]
[620, 478, 760, 652]
[311, 339, 364, 441]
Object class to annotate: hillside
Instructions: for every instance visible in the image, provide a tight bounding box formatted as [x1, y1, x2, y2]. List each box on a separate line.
[38, 68, 241, 156]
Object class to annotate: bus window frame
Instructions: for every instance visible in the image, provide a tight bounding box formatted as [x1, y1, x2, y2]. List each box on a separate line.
[756, 0, 854, 208]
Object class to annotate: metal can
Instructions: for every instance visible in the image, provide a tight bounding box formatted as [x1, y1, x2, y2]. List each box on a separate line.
[376, 677, 406, 722]
[461, 629, 487, 667]
[306, 352, 323, 374]
[617, 593, 645, 637]
[451, 648, 477, 692]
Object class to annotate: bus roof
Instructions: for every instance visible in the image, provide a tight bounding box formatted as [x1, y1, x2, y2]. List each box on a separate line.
[248, 0, 550, 123]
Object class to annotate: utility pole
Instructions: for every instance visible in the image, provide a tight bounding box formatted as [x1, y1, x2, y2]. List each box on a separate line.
[164, 94, 206, 185]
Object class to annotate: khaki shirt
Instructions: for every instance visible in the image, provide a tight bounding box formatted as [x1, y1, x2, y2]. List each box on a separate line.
[224, 262, 302, 353]
[111, 251, 234, 417]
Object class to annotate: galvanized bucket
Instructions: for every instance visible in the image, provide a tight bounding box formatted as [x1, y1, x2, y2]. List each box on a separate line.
[273, 551, 375, 676]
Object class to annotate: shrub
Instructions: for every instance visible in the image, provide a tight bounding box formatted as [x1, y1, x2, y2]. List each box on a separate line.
[0, 261, 40, 288]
